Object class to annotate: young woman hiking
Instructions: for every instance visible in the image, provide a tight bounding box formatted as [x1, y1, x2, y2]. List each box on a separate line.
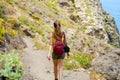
[47, 20, 70, 80]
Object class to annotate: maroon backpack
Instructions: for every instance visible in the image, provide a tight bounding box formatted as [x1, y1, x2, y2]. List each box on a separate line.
[53, 33, 65, 56]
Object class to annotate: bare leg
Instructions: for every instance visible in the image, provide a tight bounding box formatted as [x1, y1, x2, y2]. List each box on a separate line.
[53, 60, 58, 79]
[58, 59, 64, 80]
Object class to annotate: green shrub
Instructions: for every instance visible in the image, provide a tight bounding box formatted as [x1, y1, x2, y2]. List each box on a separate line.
[60, 20, 71, 28]
[31, 13, 40, 20]
[33, 41, 48, 50]
[64, 52, 94, 70]
[34, 41, 42, 50]
[31, 0, 38, 3]
[0, 2, 5, 19]
[28, 25, 44, 35]
[104, 45, 110, 50]
[41, 36, 48, 43]
[112, 42, 119, 48]
[18, 16, 28, 25]
[38, 19, 45, 25]
[45, 0, 57, 9]
[45, 0, 58, 14]
[0, 18, 5, 41]
[44, 26, 52, 33]
[32, 38, 48, 50]
[0, 50, 25, 80]
[10, 29, 17, 38]
[5, 0, 17, 4]
[89, 18, 94, 23]
[6, 16, 21, 30]
[33, 18, 45, 25]
[71, 35, 77, 40]
[5, 27, 17, 38]
[19, 16, 34, 26]
[34, 26, 44, 35]
[36, 28, 44, 35]
[0, 18, 17, 39]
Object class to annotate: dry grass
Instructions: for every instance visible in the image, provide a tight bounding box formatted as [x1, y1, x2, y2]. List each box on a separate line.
[32, 38, 48, 50]
[90, 70, 107, 80]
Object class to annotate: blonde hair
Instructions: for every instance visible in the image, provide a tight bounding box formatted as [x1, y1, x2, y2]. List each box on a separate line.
[53, 20, 62, 40]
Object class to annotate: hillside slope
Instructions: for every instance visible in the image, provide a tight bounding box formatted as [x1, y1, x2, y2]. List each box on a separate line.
[0, 0, 119, 54]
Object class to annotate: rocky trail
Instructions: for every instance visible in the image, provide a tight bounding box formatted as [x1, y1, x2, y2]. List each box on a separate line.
[21, 37, 90, 80]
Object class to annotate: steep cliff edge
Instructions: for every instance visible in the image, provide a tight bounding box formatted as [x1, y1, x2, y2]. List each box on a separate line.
[59, 0, 120, 52]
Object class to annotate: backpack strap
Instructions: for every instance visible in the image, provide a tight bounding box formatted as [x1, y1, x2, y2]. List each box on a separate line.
[62, 32, 65, 42]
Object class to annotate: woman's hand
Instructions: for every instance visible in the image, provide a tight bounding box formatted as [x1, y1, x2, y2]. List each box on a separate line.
[67, 53, 70, 58]
[48, 45, 52, 61]
[47, 53, 51, 61]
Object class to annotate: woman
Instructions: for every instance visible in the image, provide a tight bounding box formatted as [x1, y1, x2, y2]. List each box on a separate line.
[47, 20, 70, 80]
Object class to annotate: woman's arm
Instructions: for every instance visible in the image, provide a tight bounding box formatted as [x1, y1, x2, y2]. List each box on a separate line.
[63, 32, 67, 46]
[47, 45, 52, 60]
[63, 32, 70, 57]
[47, 33, 53, 60]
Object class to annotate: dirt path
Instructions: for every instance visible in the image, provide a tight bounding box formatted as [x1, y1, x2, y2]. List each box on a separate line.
[21, 37, 90, 80]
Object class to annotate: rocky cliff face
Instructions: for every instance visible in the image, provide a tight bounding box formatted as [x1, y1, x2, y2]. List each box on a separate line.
[90, 49, 120, 80]
[59, 0, 120, 55]
[61, 0, 119, 45]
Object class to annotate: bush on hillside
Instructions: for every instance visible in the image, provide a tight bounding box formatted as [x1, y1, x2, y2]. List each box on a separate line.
[5, 0, 17, 4]
[6, 16, 21, 30]
[64, 52, 94, 70]
[0, 2, 5, 19]
[0, 50, 25, 80]
[0, 18, 5, 42]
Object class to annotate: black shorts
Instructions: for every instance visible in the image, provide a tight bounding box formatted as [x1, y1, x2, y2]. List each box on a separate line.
[52, 52, 65, 59]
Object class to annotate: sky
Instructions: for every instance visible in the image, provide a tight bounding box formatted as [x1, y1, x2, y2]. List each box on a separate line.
[100, 0, 120, 33]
